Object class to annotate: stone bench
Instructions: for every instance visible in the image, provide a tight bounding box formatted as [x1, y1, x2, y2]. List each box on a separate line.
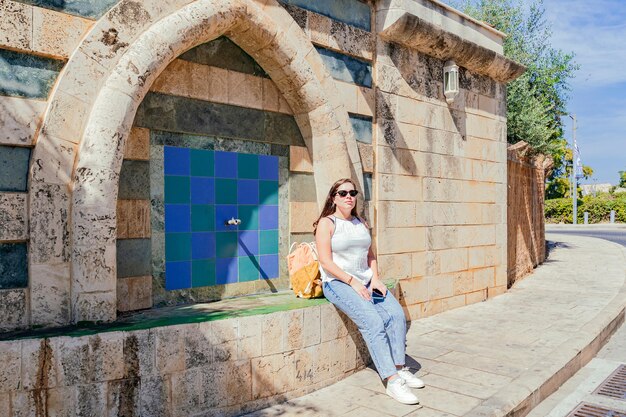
[0, 292, 370, 417]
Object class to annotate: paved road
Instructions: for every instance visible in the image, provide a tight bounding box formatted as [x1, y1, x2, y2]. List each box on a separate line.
[546, 225, 626, 247]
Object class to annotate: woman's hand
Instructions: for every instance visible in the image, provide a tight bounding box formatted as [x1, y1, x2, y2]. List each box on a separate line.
[370, 278, 388, 296]
[350, 278, 371, 301]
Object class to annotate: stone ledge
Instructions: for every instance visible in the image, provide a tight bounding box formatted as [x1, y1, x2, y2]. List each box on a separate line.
[379, 13, 525, 83]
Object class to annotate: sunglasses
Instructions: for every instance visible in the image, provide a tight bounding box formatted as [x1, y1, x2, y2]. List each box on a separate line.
[335, 190, 359, 197]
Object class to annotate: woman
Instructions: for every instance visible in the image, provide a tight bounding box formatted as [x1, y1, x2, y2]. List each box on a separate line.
[314, 178, 424, 405]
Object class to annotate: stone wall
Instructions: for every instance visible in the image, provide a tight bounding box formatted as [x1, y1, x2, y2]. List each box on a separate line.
[507, 142, 550, 287]
[0, 303, 369, 417]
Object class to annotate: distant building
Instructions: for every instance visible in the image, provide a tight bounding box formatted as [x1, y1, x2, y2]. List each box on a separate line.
[580, 183, 613, 196]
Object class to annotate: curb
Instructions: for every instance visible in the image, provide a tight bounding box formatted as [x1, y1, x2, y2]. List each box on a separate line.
[466, 240, 626, 417]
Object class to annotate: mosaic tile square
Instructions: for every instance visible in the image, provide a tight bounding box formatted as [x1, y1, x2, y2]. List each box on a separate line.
[191, 205, 215, 232]
[259, 205, 279, 230]
[216, 205, 238, 231]
[215, 151, 237, 178]
[238, 153, 258, 179]
[165, 204, 190, 233]
[190, 177, 214, 205]
[258, 155, 279, 180]
[165, 233, 191, 262]
[164, 176, 190, 204]
[259, 230, 279, 255]
[164, 146, 190, 176]
[238, 205, 259, 230]
[215, 178, 237, 204]
[239, 256, 260, 282]
[260, 254, 279, 279]
[190, 149, 214, 177]
[259, 180, 279, 205]
[165, 261, 191, 290]
[216, 232, 238, 258]
[0, 243, 28, 289]
[0, 146, 31, 192]
[237, 179, 259, 205]
[216, 258, 238, 285]
[192, 259, 216, 287]
[191, 232, 215, 259]
[238, 230, 259, 256]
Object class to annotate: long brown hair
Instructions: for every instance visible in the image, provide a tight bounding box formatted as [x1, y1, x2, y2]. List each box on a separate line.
[313, 178, 358, 235]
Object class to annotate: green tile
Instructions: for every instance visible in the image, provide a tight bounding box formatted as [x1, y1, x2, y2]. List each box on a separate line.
[165, 176, 190, 204]
[0, 243, 28, 289]
[238, 256, 260, 282]
[237, 153, 258, 179]
[259, 181, 279, 205]
[165, 233, 191, 262]
[192, 259, 216, 287]
[190, 149, 214, 177]
[260, 230, 279, 255]
[238, 205, 259, 230]
[216, 232, 238, 258]
[215, 179, 237, 204]
[0, 146, 30, 192]
[191, 205, 215, 232]
[0, 49, 64, 99]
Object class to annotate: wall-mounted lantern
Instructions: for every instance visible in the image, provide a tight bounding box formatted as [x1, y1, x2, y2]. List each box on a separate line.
[444, 60, 459, 104]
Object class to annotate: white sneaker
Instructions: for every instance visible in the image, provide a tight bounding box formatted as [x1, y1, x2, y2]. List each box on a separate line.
[398, 367, 426, 389]
[386, 377, 420, 405]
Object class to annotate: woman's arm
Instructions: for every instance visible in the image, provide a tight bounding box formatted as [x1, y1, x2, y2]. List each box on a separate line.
[367, 239, 387, 296]
[316, 218, 371, 301]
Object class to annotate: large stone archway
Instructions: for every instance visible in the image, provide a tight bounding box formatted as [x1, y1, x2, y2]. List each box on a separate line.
[29, 0, 363, 325]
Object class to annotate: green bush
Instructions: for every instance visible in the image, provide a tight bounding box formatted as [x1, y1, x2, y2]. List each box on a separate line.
[545, 193, 626, 223]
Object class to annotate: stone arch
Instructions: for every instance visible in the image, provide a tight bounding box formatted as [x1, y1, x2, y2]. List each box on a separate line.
[29, 0, 364, 325]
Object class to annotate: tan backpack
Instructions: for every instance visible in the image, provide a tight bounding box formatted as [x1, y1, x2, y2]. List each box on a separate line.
[286, 242, 324, 299]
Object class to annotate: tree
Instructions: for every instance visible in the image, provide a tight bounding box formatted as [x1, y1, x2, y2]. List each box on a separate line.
[619, 171, 626, 188]
[545, 147, 593, 199]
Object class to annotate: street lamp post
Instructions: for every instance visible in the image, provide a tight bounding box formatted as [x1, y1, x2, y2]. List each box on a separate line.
[569, 114, 578, 224]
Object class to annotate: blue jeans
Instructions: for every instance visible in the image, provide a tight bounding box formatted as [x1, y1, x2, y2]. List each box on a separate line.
[323, 279, 407, 380]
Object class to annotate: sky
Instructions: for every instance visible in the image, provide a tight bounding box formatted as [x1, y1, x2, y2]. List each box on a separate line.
[541, 0, 626, 185]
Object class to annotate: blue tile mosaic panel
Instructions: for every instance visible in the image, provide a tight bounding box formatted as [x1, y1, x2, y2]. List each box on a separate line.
[164, 146, 279, 290]
[280, 0, 371, 31]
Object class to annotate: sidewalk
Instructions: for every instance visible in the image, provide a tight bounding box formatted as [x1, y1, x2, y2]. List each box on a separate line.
[245, 233, 626, 417]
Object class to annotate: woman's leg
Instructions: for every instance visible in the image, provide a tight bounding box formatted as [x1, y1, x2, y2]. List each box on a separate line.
[323, 280, 397, 380]
[371, 291, 407, 367]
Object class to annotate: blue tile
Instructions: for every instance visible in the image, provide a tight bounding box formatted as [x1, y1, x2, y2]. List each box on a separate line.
[190, 149, 214, 177]
[165, 204, 190, 233]
[215, 178, 237, 204]
[216, 258, 238, 285]
[258, 155, 279, 180]
[191, 205, 215, 232]
[315, 46, 372, 88]
[238, 230, 259, 256]
[259, 181, 279, 205]
[0, 49, 64, 99]
[190, 177, 214, 205]
[214, 151, 237, 178]
[119, 160, 150, 199]
[15, 0, 120, 19]
[165, 261, 191, 290]
[192, 232, 215, 259]
[281, 0, 371, 31]
[0, 145, 30, 192]
[192, 259, 216, 287]
[116, 239, 152, 278]
[237, 179, 259, 205]
[216, 232, 238, 259]
[363, 173, 372, 201]
[0, 243, 28, 289]
[259, 205, 279, 230]
[260, 254, 279, 279]
[215, 205, 238, 231]
[349, 114, 373, 144]
[238, 153, 258, 179]
[165, 233, 191, 262]
[164, 146, 190, 176]
[164, 176, 190, 204]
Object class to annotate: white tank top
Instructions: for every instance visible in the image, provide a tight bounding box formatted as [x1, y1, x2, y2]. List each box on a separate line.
[319, 216, 373, 285]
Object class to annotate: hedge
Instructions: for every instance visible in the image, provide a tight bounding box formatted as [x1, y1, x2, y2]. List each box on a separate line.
[545, 193, 626, 223]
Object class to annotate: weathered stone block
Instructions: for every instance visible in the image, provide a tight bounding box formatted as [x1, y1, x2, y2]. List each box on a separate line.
[0, 96, 46, 146]
[302, 305, 321, 347]
[54, 337, 91, 386]
[117, 275, 152, 312]
[289, 173, 317, 202]
[294, 344, 318, 386]
[0, 1, 32, 51]
[378, 173, 422, 202]
[377, 254, 412, 280]
[90, 332, 124, 382]
[427, 274, 454, 300]
[289, 201, 317, 234]
[226, 360, 252, 406]
[30, 262, 70, 327]
[208, 66, 230, 104]
[289, 145, 313, 173]
[76, 383, 107, 417]
[321, 304, 348, 343]
[473, 267, 495, 290]
[396, 276, 428, 306]
[228, 70, 263, 110]
[73, 291, 116, 323]
[29, 182, 70, 264]
[453, 271, 474, 296]
[262, 312, 285, 356]
[466, 289, 487, 304]
[377, 227, 426, 254]
[139, 376, 171, 417]
[155, 325, 185, 375]
[125, 127, 150, 161]
[378, 201, 416, 228]
[116, 239, 151, 278]
[107, 378, 141, 417]
[275, 351, 296, 394]
[284, 309, 304, 351]
[238, 315, 263, 360]
[32, 7, 92, 59]
[412, 251, 438, 277]
[442, 294, 466, 311]
[123, 330, 156, 379]
[183, 324, 213, 369]
[0, 341, 21, 391]
[21, 338, 57, 391]
[117, 199, 151, 239]
[438, 247, 469, 274]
